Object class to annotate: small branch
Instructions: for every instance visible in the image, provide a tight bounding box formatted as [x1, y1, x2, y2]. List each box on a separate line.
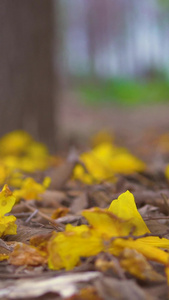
[0, 239, 13, 252]
[110, 231, 169, 242]
[25, 209, 38, 224]
[143, 216, 169, 221]
[23, 202, 65, 231]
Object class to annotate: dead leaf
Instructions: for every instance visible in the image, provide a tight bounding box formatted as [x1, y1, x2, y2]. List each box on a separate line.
[89, 190, 112, 208]
[41, 190, 67, 207]
[49, 161, 77, 190]
[6, 221, 53, 243]
[145, 220, 169, 238]
[71, 192, 88, 214]
[9, 243, 47, 266]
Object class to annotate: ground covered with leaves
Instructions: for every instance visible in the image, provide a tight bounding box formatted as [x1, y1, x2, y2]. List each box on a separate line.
[1, 126, 169, 299]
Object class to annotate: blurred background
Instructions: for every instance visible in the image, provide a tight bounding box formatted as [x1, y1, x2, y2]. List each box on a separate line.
[58, 0, 169, 147]
[1, 0, 169, 150]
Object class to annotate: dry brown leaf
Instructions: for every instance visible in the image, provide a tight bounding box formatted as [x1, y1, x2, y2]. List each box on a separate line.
[89, 190, 111, 208]
[41, 190, 67, 207]
[71, 192, 88, 214]
[30, 232, 52, 250]
[6, 221, 53, 243]
[9, 243, 47, 266]
[145, 220, 169, 238]
[49, 161, 76, 190]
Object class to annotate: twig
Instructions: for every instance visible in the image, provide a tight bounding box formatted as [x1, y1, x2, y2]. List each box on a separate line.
[105, 252, 126, 279]
[143, 216, 169, 220]
[25, 209, 38, 224]
[13, 212, 32, 218]
[23, 202, 65, 231]
[110, 231, 169, 242]
[0, 239, 13, 252]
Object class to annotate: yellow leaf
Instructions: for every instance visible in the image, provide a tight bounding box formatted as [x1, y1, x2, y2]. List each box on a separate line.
[119, 248, 164, 281]
[108, 191, 150, 235]
[82, 208, 126, 238]
[165, 164, 169, 180]
[0, 164, 9, 185]
[0, 254, 9, 261]
[73, 142, 145, 184]
[48, 190, 169, 272]
[110, 152, 145, 174]
[0, 131, 50, 175]
[0, 185, 17, 237]
[0, 215, 17, 236]
[0, 130, 32, 156]
[48, 224, 104, 270]
[14, 177, 50, 201]
[111, 238, 169, 265]
[0, 184, 16, 217]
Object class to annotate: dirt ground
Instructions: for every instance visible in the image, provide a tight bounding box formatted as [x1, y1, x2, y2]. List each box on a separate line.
[60, 92, 169, 148]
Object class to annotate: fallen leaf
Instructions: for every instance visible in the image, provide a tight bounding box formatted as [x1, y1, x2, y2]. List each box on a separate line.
[48, 191, 169, 271]
[9, 243, 47, 266]
[50, 161, 76, 190]
[119, 248, 165, 281]
[13, 177, 50, 201]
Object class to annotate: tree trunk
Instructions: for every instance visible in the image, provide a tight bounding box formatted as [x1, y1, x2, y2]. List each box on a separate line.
[0, 0, 57, 150]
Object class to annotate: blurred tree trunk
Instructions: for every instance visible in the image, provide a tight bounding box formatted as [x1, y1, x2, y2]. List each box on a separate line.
[0, 0, 57, 150]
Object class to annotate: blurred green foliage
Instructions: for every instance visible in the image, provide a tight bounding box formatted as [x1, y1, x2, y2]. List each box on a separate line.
[158, 0, 169, 10]
[78, 78, 169, 106]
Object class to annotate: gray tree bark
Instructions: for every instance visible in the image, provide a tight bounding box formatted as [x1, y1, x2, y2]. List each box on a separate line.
[0, 0, 57, 150]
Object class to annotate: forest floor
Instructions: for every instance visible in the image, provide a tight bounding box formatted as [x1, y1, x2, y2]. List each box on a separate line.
[1, 95, 169, 299]
[60, 92, 169, 149]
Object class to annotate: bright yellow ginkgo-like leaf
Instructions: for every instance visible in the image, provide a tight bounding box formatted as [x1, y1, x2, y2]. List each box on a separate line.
[0, 184, 16, 217]
[0, 185, 17, 237]
[108, 190, 150, 235]
[48, 191, 169, 273]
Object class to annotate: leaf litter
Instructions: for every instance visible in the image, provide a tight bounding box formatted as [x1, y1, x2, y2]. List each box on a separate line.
[1, 130, 169, 299]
